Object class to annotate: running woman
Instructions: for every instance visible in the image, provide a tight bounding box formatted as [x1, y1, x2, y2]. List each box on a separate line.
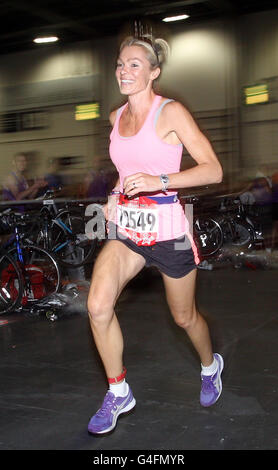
[87, 33, 224, 435]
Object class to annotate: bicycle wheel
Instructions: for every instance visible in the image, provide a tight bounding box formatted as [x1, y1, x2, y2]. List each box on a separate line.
[7, 245, 61, 304]
[194, 216, 224, 257]
[0, 253, 23, 314]
[231, 221, 254, 249]
[50, 209, 97, 267]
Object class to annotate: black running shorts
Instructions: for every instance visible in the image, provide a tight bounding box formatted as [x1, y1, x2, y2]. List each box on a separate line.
[108, 223, 198, 278]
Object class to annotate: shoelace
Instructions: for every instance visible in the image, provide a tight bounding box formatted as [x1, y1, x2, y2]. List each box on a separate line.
[96, 392, 117, 417]
[201, 375, 216, 392]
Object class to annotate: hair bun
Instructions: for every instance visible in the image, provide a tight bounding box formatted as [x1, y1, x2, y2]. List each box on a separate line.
[153, 38, 170, 66]
[137, 34, 170, 66]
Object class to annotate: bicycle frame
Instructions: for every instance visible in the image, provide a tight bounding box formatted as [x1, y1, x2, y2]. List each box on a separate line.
[32, 191, 97, 268]
[1, 216, 38, 300]
[14, 225, 24, 263]
[2, 221, 26, 264]
[38, 198, 76, 252]
[51, 218, 74, 252]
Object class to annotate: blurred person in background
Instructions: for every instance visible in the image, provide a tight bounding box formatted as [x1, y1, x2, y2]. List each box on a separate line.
[240, 164, 273, 251]
[82, 168, 108, 200]
[2, 152, 47, 211]
[43, 157, 63, 192]
[256, 163, 272, 188]
[250, 175, 273, 251]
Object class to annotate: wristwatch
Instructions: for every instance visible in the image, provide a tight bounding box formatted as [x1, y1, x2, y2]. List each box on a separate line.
[160, 174, 169, 191]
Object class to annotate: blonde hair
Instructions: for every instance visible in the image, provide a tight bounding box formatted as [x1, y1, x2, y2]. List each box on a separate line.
[119, 35, 170, 70]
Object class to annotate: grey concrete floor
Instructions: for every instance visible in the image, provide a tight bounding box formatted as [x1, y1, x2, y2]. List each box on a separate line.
[0, 259, 277, 454]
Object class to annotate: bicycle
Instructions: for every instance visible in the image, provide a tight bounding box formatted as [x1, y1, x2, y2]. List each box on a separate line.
[0, 209, 61, 314]
[33, 189, 98, 268]
[182, 193, 262, 259]
[0, 250, 24, 314]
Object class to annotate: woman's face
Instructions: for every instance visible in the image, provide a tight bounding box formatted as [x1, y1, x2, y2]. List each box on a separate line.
[115, 45, 159, 96]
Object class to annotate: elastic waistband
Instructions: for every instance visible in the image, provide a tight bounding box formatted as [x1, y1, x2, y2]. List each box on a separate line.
[110, 192, 178, 205]
[148, 195, 178, 204]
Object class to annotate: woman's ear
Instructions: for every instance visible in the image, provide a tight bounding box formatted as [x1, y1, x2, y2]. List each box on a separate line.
[151, 67, 161, 81]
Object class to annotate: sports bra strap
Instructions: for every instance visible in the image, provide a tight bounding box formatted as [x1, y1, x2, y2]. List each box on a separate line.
[154, 99, 174, 127]
[116, 103, 126, 117]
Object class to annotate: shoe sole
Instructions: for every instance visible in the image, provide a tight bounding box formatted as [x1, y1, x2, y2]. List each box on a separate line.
[214, 353, 224, 401]
[88, 397, 136, 436]
[201, 353, 224, 407]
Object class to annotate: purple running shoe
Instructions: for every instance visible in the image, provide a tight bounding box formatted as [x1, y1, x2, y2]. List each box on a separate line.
[200, 353, 224, 407]
[88, 385, 136, 435]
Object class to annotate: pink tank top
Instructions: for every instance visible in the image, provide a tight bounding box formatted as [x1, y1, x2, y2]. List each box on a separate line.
[109, 94, 189, 241]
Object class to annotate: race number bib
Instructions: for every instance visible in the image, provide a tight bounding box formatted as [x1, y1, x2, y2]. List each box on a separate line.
[116, 194, 158, 246]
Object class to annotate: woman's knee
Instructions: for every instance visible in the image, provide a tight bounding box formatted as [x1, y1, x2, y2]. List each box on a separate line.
[172, 306, 198, 330]
[87, 292, 114, 325]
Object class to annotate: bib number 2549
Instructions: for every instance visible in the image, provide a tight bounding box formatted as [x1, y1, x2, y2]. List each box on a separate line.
[117, 206, 158, 234]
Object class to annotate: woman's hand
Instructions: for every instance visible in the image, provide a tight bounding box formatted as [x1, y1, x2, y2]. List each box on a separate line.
[111, 183, 121, 193]
[123, 173, 161, 196]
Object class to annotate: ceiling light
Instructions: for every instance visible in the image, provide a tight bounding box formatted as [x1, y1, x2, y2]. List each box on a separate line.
[33, 36, 59, 44]
[162, 14, 189, 22]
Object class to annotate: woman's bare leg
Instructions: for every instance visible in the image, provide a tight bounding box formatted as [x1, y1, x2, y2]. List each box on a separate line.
[161, 268, 213, 366]
[87, 240, 146, 379]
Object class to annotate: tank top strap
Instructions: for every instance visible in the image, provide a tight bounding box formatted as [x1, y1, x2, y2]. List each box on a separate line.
[144, 95, 162, 127]
[11, 171, 28, 191]
[116, 103, 127, 119]
[114, 103, 127, 129]
[110, 102, 127, 138]
[11, 171, 19, 182]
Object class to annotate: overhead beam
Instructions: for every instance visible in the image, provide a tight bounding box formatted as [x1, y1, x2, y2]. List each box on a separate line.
[205, 0, 236, 13]
[5, 0, 97, 35]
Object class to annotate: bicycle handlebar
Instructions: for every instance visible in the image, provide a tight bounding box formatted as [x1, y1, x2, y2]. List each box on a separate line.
[0, 209, 33, 228]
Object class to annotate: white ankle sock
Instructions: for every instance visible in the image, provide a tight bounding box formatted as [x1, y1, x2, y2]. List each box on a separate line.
[109, 379, 129, 397]
[201, 356, 218, 376]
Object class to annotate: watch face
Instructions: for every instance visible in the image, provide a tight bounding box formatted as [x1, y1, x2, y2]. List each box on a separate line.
[162, 175, 169, 183]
